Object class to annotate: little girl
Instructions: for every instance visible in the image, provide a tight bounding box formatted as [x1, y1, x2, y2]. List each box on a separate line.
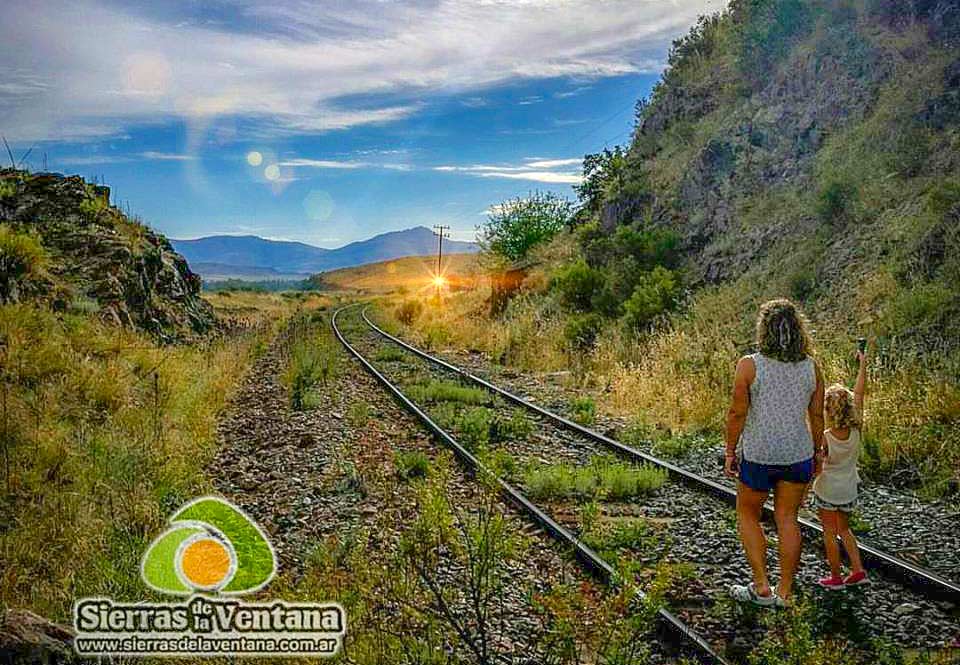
[812, 347, 869, 589]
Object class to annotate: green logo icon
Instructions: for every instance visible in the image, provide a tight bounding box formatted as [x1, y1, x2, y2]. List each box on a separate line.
[141, 496, 275, 596]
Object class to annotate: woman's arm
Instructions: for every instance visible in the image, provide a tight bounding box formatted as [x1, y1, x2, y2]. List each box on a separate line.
[809, 361, 826, 471]
[853, 348, 867, 413]
[724, 356, 754, 477]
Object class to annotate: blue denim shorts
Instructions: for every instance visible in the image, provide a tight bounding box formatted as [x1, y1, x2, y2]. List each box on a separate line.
[739, 457, 814, 492]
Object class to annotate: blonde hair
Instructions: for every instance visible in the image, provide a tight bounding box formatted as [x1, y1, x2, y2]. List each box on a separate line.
[825, 384, 862, 429]
[755, 298, 813, 362]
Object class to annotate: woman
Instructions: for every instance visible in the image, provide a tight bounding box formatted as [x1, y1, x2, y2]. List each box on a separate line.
[724, 298, 824, 606]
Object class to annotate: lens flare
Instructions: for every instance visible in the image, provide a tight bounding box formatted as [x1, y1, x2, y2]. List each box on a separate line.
[264, 164, 280, 181]
[432, 275, 446, 288]
[246, 151, 263, 166]
[124, 52, 172, 96]
[303, 190, 334, 222]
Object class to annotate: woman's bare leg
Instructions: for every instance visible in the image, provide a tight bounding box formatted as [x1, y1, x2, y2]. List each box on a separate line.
[773, 481, 807, 599]
[737, 483, 771, 595]
[838, 511, 865, 574]
[818, 508, 842, 577]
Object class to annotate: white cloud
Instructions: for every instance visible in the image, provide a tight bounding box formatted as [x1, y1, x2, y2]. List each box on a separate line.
[524, 157, 582, 168]
[140, 151, 196, 161]
[480, 170, 582, 184]
[279, 158, 412, 170]
[434, 155, 583, 183]
[0, 0, 718, 142]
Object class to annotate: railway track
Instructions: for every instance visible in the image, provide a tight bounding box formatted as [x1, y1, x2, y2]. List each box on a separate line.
[332, 303, 960, 661]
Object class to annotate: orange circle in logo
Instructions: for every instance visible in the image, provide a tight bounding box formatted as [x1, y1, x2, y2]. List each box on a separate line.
[180, 538, 231, 588]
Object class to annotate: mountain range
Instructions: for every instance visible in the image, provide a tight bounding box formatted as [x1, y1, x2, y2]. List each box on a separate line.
[171, 226, 479, 280]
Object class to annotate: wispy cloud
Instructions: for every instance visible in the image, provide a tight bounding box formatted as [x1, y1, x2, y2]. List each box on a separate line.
[434, 155, 583, 184]
[524, 157, 582, 169]
[480, 171, 582, 184]
[0, 0, 716, 142]
[278, 157, 411, 171]
[140, 151, 196, 161]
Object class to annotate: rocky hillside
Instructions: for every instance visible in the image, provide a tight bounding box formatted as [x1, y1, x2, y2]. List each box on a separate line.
[585, 0, 959, 354]
[0, 168, 214, 339]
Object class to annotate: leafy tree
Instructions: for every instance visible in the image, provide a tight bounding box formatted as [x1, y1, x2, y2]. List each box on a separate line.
[575, 147, 627, 215]
[479, 191, 572, 263]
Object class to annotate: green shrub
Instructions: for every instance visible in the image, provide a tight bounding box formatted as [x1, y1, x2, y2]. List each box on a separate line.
[621, 266, 682, 332]
[552, 259, 605, 312]
[563, 313, 604, 350]
[570, 397, 596, 425]
[815, 180, 858, 225]
[0, 225, 46, 304]
[284, 335, 338, 410]
[407, 379, 489, 405]
[395, 451, 430, 480]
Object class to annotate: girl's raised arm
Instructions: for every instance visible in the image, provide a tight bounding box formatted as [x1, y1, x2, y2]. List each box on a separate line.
[854, 349, 867, 413]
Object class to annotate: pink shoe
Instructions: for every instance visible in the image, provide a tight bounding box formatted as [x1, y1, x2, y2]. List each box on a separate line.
[818, 575, 846, 590]
[844, 571, 870, 586]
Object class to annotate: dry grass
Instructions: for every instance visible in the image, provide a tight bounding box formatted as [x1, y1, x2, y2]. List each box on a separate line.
[0, 294, 314, 620]
[385, 271, 958, 496]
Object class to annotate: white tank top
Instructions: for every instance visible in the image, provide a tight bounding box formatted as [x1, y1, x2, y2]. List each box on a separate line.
[813, 429, 861, 504]
[738, 353, 816, 465]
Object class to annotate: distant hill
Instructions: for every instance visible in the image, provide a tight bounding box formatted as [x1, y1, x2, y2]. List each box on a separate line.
[172, 227, 479, 279]
[307, 253, 482, 294]
[190, 262, 311, 281]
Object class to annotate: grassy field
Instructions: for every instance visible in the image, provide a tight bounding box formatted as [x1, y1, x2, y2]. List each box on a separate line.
[379, 266, 959, 499]
[0, 292, 326, 621]
[309, 252, 482, 294]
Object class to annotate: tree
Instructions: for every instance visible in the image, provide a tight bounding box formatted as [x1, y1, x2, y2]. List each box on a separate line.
[479, 192, 572, 263]
[574, 147, 627, 216]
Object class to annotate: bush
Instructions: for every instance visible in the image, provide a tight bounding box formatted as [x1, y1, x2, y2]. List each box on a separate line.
[395, 451, 430, 480]
[564, 313, 604, 350]
[0, 225, 46, 303]
[480, 191, 573, 262]
[815, 180, 858, 225]
[396, 300, 422, 325]
[552, 259, 605, 312]
[621, 266, 682, 332]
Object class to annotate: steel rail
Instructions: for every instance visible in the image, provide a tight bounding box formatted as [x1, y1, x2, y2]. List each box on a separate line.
[359, 305, 960, 605]
[331, 304, 728, 665]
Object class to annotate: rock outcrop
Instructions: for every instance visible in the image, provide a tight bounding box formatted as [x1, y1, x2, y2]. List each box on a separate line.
[0, 169, 214, 340]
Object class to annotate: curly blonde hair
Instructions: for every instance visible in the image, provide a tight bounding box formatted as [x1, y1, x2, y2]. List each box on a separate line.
[825, 384, 862, 429]
[755, 298, 813, 362]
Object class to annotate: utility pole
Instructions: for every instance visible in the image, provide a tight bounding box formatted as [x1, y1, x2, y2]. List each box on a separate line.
[432, 225, 450, 277]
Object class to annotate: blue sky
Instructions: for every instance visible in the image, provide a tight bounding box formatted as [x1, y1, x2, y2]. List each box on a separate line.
[2, 0, 720, 246]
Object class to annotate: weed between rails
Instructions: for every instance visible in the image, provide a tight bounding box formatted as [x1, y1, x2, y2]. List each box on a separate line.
[292, 453, 673, 664]
[524, 456, 668, 502]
